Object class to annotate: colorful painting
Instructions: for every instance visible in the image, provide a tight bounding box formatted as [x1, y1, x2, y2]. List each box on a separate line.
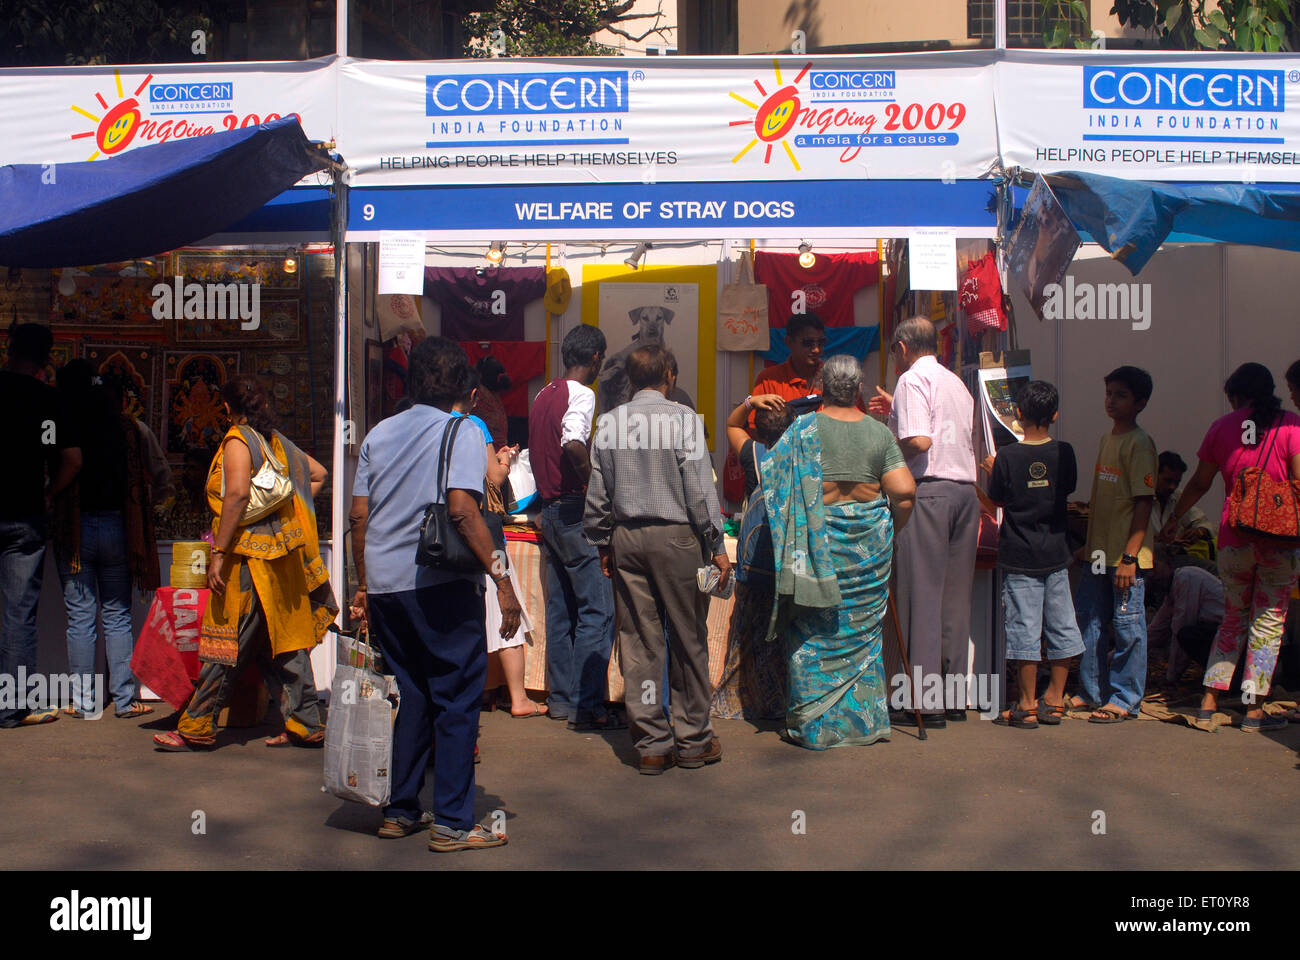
[83, 343, 161, 432]
[251, 351, 315, 443]
[171, 296, 302, 345]
[174, 252, 301, 291]
[51, 274, 163, 329]
[0, 270, 51, 326]
[164, 352, 239, 455]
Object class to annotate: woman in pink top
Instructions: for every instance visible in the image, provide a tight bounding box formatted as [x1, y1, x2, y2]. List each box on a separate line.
[1161, 363, 1300, 731]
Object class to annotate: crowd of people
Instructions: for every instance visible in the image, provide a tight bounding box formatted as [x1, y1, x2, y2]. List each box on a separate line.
[3, 314, 1299, 857]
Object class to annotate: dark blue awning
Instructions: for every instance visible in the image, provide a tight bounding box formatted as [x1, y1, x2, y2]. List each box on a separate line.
[1012, 172, 1300, 275]
[0, 116, 331, 268]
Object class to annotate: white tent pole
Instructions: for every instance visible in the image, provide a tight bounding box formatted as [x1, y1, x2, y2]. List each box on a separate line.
[330, 178, 348, 673]
[995, 0, 1007, 50]
[337, 0, 348, 57]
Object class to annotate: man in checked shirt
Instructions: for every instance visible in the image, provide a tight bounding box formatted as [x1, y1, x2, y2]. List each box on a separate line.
[584, 344, 731, 776]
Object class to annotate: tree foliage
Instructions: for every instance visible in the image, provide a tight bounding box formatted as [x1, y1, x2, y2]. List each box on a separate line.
[0, 0, 216, 66]
[461, 0, 670, 58]
[1110, 0, 1297, 51]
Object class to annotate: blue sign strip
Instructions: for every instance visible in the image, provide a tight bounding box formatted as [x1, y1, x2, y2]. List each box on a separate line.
[347, 179, 996, 233]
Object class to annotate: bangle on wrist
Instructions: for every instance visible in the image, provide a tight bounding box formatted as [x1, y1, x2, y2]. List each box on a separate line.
[743, 395, 754, 410]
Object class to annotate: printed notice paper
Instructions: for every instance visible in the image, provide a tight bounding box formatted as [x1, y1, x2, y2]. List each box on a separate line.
[907, 230, 958, 291]
[377, 231, 427, 295]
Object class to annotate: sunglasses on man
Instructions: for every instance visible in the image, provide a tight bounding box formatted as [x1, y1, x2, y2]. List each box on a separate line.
[798, 337, 827, 349]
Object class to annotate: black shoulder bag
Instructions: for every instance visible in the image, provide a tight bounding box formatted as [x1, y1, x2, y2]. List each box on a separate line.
[415, 415, 508, 571]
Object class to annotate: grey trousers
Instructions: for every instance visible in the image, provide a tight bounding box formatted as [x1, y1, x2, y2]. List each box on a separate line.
[891, 479, 980, 713]
[610, 521, 714, 757]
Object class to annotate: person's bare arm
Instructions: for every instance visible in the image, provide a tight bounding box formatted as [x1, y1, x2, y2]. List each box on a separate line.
[1160, 458, 1216, 542]
[1115, 496, 1153, 591]
[897, 435, 933, 459]
[448, 487, 521, 638]
[209, 439, 252, 593]
[881, 465, 916, 534]
[306, 453, 328, 498]
[563, 439, 591, 485]
[348, 495, 370, 625]
[1290, 451, 1300, 484]
[49, 447, 82, 498]
[726, 394, 785, 457]
[486, 442, 513, 487]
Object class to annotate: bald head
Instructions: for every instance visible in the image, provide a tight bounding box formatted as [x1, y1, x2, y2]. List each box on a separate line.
[890, 316, 937, 373]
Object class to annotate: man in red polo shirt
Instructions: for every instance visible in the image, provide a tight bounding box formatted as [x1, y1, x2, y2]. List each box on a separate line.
[751, 313, 826, 404]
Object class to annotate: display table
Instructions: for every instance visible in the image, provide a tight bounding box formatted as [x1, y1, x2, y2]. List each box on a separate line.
[508, 537, 736, 701]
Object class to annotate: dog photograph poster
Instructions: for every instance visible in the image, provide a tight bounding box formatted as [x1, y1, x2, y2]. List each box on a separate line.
[595, 282, 700, 414]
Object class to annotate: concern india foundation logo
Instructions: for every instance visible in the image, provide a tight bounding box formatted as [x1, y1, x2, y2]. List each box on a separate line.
[728, 60, 813, 171]
[69, 70, 152, 160]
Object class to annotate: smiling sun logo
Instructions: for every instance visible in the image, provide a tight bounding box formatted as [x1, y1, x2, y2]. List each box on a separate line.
[69, 70, 153, 161]
[728, 60, 811, 171]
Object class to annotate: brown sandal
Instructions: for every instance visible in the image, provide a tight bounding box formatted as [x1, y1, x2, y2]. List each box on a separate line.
[153, 730, 215, 751]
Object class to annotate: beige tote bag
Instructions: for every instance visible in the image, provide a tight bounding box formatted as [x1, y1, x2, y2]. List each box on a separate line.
[717, 251, 769, 352]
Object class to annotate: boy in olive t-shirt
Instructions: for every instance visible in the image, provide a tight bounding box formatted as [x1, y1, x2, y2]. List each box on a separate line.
[1072, 366, 1157, 724]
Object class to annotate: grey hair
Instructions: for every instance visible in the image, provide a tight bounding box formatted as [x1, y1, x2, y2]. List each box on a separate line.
[820, 354, 862, 408]
[891, 315, 937, 356]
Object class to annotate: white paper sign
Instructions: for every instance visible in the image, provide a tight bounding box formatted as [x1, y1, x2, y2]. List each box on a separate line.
[377, 231, 427, 295]
[907, 230, 957, 291]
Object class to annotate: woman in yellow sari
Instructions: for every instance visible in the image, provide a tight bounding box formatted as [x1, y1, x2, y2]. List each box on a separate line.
[153, 376, 337, 751]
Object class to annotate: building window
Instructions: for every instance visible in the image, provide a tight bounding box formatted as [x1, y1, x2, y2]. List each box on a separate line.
[967, 0, 1089, 45]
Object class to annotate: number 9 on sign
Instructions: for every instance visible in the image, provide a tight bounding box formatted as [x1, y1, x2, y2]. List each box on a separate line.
[363, 203, 376, 221]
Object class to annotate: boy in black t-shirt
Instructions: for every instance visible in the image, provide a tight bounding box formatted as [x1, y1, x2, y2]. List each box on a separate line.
[984, 381, 1084, 728]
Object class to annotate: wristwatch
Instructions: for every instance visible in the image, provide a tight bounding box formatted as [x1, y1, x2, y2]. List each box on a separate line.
[1120, 554, 1138, 566]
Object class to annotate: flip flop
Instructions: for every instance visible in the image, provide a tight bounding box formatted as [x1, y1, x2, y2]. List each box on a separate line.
[1088, 706, 1131, 724]
[115, 701, 154, 719]
[993, 706, 1038, 729]
[428, 823, 508, 853]
[510, 703, 548, 719]
[153, 731, 215, 751]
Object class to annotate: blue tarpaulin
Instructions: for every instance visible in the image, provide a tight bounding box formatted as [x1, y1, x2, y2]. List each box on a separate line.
[1012, 172, 1300, 275]
[0, 116, 330, 268]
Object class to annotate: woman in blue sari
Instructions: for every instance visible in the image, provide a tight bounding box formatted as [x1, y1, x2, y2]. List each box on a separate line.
[762, 355, 915, 749]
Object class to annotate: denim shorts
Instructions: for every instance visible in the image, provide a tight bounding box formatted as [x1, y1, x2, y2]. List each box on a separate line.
[1002, 568, 1086, 662]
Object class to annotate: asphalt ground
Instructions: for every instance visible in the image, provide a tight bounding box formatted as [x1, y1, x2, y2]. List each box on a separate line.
[2, 699, 1297, 871]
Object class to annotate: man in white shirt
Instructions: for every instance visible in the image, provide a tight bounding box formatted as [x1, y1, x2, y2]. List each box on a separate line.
[869, 316, 979, 725]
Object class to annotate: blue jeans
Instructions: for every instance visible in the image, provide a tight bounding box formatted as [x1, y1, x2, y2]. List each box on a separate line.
[369, 580, 486, 832]
[1002, 569, 1086, 662]
[56, 511, 138, 715]
[0, 517, 47, 727]
[538, 495, 614, 721]
[1074, 569, 1147, 714]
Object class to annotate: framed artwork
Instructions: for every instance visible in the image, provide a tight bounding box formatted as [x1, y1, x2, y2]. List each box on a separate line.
[83, 342, 161, 433]
[52, 274, 163, 330]
[174, 252, 301, 291]
[582, 263, 718, 449]
[365, 339, 384, 433]
[0, 269, 51, 326]
[163, 352, 239, 455]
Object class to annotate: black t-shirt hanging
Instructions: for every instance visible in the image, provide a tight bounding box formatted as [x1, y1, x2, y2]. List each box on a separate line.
[988, 438, 1077, 576]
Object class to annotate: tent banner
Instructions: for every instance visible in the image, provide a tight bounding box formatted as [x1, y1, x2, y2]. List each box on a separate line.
[338, 54, 999, 187]
[997, 51, 1300, 183]
[0, 57, 337, 165]
[343, 179, 998, 240]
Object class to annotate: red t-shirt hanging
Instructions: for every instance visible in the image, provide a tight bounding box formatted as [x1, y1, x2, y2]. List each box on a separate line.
[458, 341, 546, 418]
[754, 250, 880, 328]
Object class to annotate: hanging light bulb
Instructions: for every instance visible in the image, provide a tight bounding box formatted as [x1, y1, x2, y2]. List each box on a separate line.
[283, 257, 298, 274]
[485, 241, 506, 265]
[57, 270, 76, 297]
[798, 243, 815, 269]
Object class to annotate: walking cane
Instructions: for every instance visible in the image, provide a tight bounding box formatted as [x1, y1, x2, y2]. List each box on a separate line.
[887, 594, 926, 741]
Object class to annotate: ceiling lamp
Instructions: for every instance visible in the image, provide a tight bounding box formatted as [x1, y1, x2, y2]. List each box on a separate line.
[624, 241, 652, 269]
[283, 257, 298, 274]
[486, 241, 506, 265]
[798, 243, 815, 269]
